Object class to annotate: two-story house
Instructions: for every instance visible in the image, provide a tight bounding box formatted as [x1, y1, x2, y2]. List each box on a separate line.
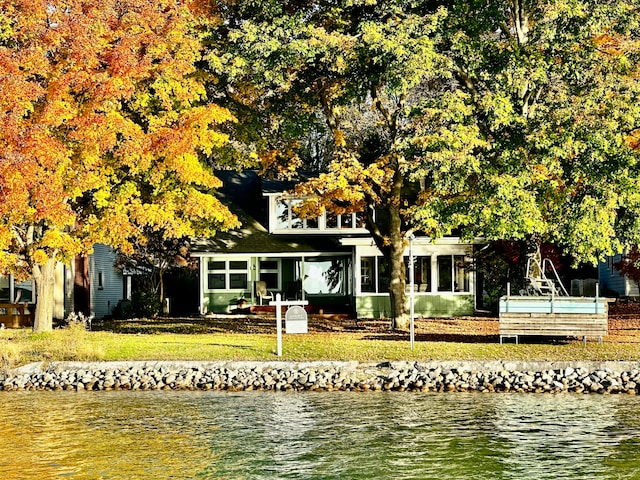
[192, 171, 478, 319]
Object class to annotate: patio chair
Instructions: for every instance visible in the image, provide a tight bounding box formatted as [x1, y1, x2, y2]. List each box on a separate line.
[255, 281, 274, 305]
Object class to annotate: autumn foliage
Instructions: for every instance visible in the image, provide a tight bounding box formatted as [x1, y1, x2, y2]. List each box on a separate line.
[0, 0, 239, 330]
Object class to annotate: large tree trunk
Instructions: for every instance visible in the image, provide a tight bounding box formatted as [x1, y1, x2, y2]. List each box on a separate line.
[368, 169, 409, 330]
[32, 258, 58, 332]
[387, 239, 408, 330]
[385, 181, 409, 330]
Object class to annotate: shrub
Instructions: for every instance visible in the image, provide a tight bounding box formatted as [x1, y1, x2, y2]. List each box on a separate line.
[130, 291, 162, 318]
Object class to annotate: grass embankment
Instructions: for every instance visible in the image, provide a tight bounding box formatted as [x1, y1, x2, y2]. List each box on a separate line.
[2, 316, 640, 371]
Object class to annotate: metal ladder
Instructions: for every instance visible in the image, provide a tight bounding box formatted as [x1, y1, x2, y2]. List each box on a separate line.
[524, 257, 569, 297]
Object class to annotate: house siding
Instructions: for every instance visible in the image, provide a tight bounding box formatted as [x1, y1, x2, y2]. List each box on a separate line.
[599, 255, 639, 297]
[89, 244, 123, 318]
[355, 294, 475, 319]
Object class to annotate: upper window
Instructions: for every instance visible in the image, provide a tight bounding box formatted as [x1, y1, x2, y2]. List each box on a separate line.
[272, 197, 367, 233]
[276, 199, 318, 230]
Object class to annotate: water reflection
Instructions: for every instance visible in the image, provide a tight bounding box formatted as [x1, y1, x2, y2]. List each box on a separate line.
[1, 391, 640, 479]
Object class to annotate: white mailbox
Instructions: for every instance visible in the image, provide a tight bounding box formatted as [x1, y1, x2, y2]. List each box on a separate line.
[285, 305, 308, 334]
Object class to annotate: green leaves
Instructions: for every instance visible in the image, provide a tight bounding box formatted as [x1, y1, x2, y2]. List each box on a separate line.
[214, 0, 640, 269]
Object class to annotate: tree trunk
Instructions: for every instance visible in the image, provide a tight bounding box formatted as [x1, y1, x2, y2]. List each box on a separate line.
[386, 185, 409, 330]
[525, 234, 542, 278]
[368, 168, 409, 330]
[388, 240, 408, 330]
[32, 258, 58, 332]
[159, 268, 167, 315]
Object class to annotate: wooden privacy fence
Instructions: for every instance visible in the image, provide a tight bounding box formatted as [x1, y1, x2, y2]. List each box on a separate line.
[0, 303, 35, 328]
[499, 295, 608, 344]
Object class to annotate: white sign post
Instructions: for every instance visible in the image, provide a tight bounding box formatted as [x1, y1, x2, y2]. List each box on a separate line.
[408, 234, 415, 351]
[270, 294, 309, 356]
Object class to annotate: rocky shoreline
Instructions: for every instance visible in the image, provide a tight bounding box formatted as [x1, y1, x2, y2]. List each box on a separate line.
[3, 360, 640, 394]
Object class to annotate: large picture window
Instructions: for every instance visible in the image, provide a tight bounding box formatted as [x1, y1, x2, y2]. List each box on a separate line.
[359, 254, 469, 294]
[206, 259, 249, 291]
[299, 258, 345, 294]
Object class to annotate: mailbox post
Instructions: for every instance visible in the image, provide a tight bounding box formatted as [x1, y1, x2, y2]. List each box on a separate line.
[270, 294, 309, 356]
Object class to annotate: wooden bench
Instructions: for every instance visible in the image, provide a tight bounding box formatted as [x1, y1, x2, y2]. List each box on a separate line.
[0, 303, 35, 328]
[499, 296, 608, 344]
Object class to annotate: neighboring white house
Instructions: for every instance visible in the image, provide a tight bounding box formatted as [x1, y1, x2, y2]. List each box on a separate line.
[599, 254, 640, 297]
[87, 243, 127, 319]
[1, 243, 126, 322]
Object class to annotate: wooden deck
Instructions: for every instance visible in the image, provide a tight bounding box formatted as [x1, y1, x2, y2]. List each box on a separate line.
[499, 296, 608, 344]
[0, 303, 35, 328]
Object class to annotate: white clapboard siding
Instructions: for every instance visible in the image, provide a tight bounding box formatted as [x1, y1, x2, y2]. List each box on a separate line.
[89, 244, 124, 319]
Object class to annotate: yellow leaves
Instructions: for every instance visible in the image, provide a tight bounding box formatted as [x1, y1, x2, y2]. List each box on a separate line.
[182, 189, 240, 230]
[594, 33, 638, 57]
[0, 225, 12, 251]
[531, 164, 550, 183]
[32, 249, 49, 265]
[334, 129, 346, 147]
[93, 188, 112, 208]
[40, 229, 81, 256]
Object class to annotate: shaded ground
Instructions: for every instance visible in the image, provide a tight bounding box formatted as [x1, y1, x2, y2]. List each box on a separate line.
[94, 300, 640, 344]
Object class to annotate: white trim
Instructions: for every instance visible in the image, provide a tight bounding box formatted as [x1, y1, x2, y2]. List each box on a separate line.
[341, 236, 480, 247]
[268, 195, 369, 234]
[353, 250, 474, 296]
[192, 251, 351, 258]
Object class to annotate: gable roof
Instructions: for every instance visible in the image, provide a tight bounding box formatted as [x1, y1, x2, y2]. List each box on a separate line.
[191, 170, 349, 256]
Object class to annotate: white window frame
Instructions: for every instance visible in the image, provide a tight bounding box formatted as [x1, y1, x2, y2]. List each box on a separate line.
[205, 258, 251, 292]
[436, 254, 471, 293]
[258, 258, 282, 291]
[356, 252, 472, 295]
[269, 195, 369, 234]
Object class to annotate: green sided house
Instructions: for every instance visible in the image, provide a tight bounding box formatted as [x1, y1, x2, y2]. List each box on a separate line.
[192, 171, 477, 319]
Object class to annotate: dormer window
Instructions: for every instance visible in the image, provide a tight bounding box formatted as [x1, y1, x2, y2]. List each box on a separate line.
[269, 195, 368, 234]
[276, 199, 319, 230]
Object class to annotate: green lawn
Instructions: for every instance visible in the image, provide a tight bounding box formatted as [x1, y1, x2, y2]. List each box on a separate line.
[2, 321, 640, 371]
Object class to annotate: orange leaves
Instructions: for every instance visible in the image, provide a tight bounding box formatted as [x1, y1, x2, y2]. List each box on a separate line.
[626, 130, 640, 151]
[594, 33, 638, 57]
[0, 0, 238, 276]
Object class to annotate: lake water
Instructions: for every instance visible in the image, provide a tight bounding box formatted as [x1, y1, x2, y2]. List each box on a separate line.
[1, 391, 640, 479]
